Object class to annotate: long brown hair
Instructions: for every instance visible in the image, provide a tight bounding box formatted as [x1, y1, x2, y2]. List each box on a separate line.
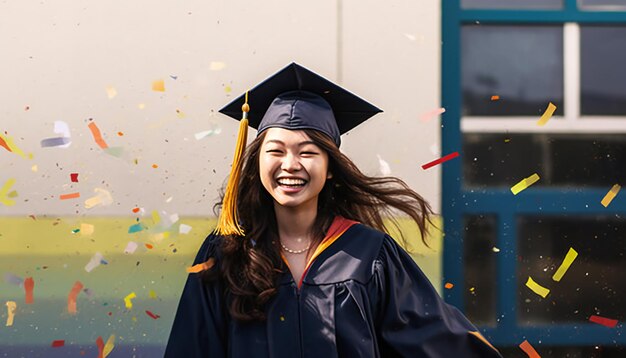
[209, 129, 434, 321]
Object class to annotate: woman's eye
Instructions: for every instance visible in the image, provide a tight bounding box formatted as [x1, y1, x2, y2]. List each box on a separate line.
[301, 151, 318, 155]
[266, 149, 282, 153]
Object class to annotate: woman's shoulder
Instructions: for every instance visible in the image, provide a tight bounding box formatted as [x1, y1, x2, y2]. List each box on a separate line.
[191, 231, 224, 265]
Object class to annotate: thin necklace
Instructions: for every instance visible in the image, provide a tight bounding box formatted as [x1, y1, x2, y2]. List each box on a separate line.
[280, 241, 310, 254]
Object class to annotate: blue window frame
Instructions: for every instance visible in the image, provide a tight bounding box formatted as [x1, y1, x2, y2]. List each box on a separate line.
[442, 0, 626, 349]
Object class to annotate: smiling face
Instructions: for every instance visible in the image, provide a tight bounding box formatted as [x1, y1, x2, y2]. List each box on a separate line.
[259, 128, 332, 212]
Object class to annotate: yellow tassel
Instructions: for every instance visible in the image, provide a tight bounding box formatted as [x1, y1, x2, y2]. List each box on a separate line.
[215, 92, 250, 236]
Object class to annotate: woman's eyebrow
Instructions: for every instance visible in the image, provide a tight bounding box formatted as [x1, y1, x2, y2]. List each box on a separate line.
[265, 139, 317, 147]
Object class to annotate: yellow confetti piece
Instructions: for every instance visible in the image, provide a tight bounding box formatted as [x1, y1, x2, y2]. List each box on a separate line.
[0, 178, 17, 206]
[103, 334, 115, 357]
[31, 165, 38, 172]
[0, 133, 29, 159]
[152, 79, 165, 92]
[105, 86, 117, 99]
[537, 102, 556, 126]
[186, 258, 215, 273]
[525, 276, 550, 298]
[149, 290, 157, 299]
[80, 223, 95, 236]
[7, 190, 17, 198]
[124, 292, 137, 309]
[176, 109, 186, 118]
[552, 247, 578, 282]
[209, 61, 226, 71]
[511, 173, 540, 195]
[601, 184, 621, 208]
[224, 85, 232, 93]
[151, 210, 161, 225]
[5, 301, 16, 326]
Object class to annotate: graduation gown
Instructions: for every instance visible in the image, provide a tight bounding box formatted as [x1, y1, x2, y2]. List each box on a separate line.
[165, 217, 502, 357]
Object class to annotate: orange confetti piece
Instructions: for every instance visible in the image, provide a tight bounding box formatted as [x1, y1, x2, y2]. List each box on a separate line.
[24, 277, 34, 304]
[68, 281, 84, 314]
[490, 95, 500, 101]
[88, 122, 109, 149]
[60, 192, 80, 200]
[519, 340, 541, 358]
[117, 132, 124, 136]
[186, 258, 216, 273]
[0, 135, 10, 152]
[145, 243, 154, 249]
[444, 282, 454, 289]
[96, 336, 105, 358]
[601, 184, 621, 208]
[152, 79, 165, 92]
[152, 164, 158, 169]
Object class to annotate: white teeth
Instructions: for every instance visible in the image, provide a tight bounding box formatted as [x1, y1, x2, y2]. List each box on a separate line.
[277, 178, 306, 186]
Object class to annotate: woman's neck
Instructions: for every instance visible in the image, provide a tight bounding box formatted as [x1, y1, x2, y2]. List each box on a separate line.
[273, 200, 317, 242]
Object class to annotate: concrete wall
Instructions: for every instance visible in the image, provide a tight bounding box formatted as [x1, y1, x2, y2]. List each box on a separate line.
[1, 0, 441, 217]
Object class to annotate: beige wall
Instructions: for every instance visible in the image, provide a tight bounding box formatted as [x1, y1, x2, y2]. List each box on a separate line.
[0, 0, 441, 216]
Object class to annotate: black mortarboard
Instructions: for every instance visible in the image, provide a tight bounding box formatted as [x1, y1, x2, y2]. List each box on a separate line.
[219, 62, 382, 147]
[215, 63, 382, 237]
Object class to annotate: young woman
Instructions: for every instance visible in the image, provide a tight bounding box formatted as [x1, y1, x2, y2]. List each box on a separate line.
[165, 63, 502, 357]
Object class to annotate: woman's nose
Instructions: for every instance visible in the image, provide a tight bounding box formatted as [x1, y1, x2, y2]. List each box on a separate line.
[281, 153, 301, 171]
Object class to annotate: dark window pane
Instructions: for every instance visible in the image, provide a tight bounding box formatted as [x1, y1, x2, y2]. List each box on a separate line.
[464, 215, 497, 326]
[518, 215, 626, 325]
[463, 133, 626, 188]
[498, 345, 626, 358]
[581, 26, 626, 115]
[462, 25, 564, 116]
[462, 0, 562, 10]
[579, 0, 626, 10]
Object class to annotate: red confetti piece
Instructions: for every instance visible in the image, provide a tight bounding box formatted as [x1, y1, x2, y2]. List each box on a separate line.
[519, 340, 541, 358]
[421, 152, 460, 170]
[132, 207, 140, 213]
[589, 315, 618, 328]
[60, 192, 80, 200]
[88, 122, 109, 149]
[68, 281, 84, 314]
[24, 277, 34, 304]
[70, 173, 79, 182]
[51, 340, 65, 347]
[145, 310, 161, 319]
[96, 336, 104, 358]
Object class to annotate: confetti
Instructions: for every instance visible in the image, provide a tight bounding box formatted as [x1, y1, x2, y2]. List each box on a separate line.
[5, 301, 16, 326]
[51, 340, 65, 347]
[0, 178, 17, 206]
[68, 281, 84, 314]
[377, 155, 391, 176]
[24, 277, 34, 304]
[96, 336, 105, 358]
[152, 164, 159, 169]
[103, 334, 115, 357]
[186, 258, 215, 273]
[124, 241, 138, 254]
[589, 315, 618, 328]
[145, 310, 161, 319]
[151, 210, 161, 224]
[81, 223, 95, 236]
[224, 85, 232, 94]
[4, 273, 23, 286]
[421, 152, 460, 170]
[145, 243, 154, 249]
[124, 292, 137, 309]
[176, 109, 186, 118]
[444, 282, 454, 289]
[601, 184, 621, 208]
[132, 207, 141, 213]
[41, 137, 71, 148]
[194, 127, 222, 140]
[88, 122, 109, 149]
[149, 290, 157, 299]
[519, 340, 541, 358]
[85, 188, 113, 209]
[128, 223, 145, 234]
[0, 133, 29, 158]
[525, 276, 550, 298]
[537, 102, 556, 126]
[491, 95, 500, 101]
[70, 173, 79, 182]
[179, 224, 192, 234]
[552, 247, 578, 282]
[152, 79, 165, 92]
[60, 192, 80, 200]
[419, 107, 446, 122]
[209, 61, 226, 71]
[169, 213, 180, 224]
[105, 86, 117, 99]
[492, 247, 500, 253]
[511, 173, 540, 195]
[117, 131, 124, 136]
[31, 165, 38, 172]
[85, 252, 104, 273]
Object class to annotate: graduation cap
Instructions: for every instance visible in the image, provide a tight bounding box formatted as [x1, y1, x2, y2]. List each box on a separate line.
[215, 62, 382, 236]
